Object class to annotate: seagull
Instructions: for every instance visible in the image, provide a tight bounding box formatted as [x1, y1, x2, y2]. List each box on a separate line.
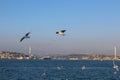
[56, 30, 66, 36]
[20, 32, 30, 42]
[57, 66, 64, 70]
[81, 65, 86, 71]
[113, 60, 119, 71]
[40, 72, 46, 76]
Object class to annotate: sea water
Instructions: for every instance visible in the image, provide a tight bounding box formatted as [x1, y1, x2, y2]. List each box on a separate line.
[0, 59, 120, 80]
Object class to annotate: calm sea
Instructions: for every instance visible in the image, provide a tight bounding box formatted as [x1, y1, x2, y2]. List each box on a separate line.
[0, 59, 120, 80]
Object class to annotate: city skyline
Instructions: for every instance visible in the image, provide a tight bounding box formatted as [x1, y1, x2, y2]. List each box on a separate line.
[0, 0, 120, 55]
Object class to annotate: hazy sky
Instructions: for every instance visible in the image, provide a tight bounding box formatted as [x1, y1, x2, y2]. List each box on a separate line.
[0, 0, 120, 55]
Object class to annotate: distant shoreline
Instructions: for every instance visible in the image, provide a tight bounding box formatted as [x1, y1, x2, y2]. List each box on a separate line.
[0, 51, 120, 60]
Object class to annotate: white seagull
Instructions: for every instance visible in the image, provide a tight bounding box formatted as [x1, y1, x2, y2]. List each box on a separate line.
[20, 32, 30, 42]
[81, 65, 86, 71]
[56, 30, 66, 36]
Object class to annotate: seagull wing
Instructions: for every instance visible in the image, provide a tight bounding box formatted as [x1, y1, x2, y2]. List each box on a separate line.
[61, 30, 66, 33]
[25, 32, 30, 36]
[20, 37, 25, 42]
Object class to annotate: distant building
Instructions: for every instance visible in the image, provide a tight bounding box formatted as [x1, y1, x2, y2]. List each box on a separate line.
[69, 57, 78, 60]
[81, 57, 89, 60]
[41, 56, 52, 60]
[16, 56, 24, 60]
[103, 57, 111, 60]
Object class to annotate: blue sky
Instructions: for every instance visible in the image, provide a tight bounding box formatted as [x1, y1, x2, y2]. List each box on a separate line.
[0, 0, 120, 55]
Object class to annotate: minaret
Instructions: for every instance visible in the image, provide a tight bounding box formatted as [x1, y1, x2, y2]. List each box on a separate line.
[29, 46, 32, 58]
[114, 46, 117, 60]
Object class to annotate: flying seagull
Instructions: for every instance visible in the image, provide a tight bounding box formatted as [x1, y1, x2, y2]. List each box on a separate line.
[56, 30, 66, 36]
[20, 32, 30, 42]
